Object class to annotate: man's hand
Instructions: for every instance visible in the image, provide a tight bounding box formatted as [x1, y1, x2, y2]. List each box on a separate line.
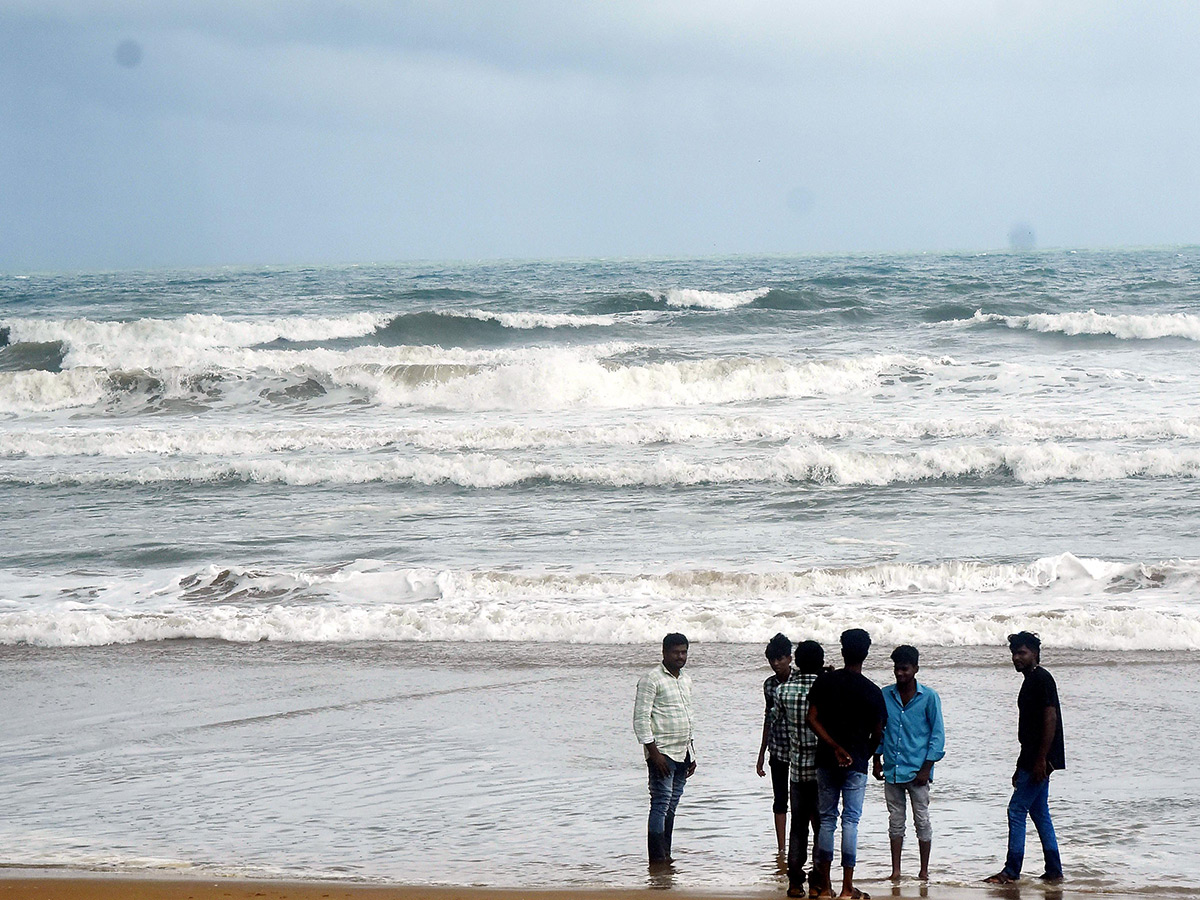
[646, 744, 671, 777]
[1011, 768, 1019, 788]
[1030, 757, 1048, 783]
[833, 745, 853, 768]
[756, 749, 766, 778]
[872, 756, 884, 781]
[914, 761, 933, 787]
[687, 759, 697, 777]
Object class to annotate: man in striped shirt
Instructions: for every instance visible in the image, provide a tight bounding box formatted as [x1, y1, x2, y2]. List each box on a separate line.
[633, 632, 696, 865]
[774, 639, 827, 898]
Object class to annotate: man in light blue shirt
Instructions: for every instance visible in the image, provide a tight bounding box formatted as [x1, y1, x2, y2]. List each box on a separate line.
[872, 645, 945, 881]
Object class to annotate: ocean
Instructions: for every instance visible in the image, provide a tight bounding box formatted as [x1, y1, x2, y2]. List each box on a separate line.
[1, 250, 1198, 891]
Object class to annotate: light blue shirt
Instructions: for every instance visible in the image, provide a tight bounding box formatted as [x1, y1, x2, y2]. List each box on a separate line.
[877, 680, 945, 783]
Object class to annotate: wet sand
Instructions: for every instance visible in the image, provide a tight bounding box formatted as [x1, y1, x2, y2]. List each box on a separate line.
[2, 644, 1198, 892]
[0, 873, 1159, 900]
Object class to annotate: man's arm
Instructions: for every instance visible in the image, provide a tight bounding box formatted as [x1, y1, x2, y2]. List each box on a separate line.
[869, 716, 885, 766]
[633, 675, 656, 744]
[633, 675, 671, 776]
[916, 692, 946, 787]
[756, 681, 775, 777]
[1031, 705, 1057, 783]
[807, 701, 851, 768]
[757, 718, 770, 777]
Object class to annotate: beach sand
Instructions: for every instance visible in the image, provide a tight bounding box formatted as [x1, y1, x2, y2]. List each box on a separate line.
[0, 873, 1146, 900]
[3, 644, 1198, 894]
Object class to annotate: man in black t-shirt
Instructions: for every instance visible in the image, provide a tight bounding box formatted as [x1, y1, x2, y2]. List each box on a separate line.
[807, 628, 887, 900]
[985, 631, 1065, 884]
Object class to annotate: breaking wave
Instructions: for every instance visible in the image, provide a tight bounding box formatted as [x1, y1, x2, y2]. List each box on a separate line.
[656, 288, 771, 310]
[4, 415, 1199, 459]
[2, 554, 1198, 649]
[5, 443, 1199, 487]
[970, 309, 1200, 341]
[0, 351, 937, 414]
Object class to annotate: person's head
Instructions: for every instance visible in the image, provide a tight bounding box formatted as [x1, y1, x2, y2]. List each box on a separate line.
[794, 640, 825, 675]
[1007, 631, 1041, 672]
[662, 633, 689, 674]
[891, 644, 920, 687]
[764, 632, 793, 678]
[840, 628, 872, 667]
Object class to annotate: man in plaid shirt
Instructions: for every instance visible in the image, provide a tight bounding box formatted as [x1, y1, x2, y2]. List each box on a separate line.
[633, 632, 696, 865]
[773, 640, 827, 898]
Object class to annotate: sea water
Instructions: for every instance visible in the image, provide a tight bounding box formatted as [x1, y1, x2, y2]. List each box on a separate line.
[1, 251, 1199, 888]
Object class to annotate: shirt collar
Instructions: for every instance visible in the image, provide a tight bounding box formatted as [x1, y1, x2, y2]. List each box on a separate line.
[886, 681, 924, 698]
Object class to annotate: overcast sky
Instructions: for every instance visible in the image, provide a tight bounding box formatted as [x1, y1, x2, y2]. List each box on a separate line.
[2, 1, 1199, 270]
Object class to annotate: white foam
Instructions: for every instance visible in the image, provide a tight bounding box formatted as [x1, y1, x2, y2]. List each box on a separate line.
[972, 309, 1200, 341]
[5, 415, 1199, 459]
[658, 288, 770, 310]
[340, 353, 932, 410]
[2, 555, 1198, 649]
[4, 313, 390, 367]
[0, 370, 108, 413]
[457, 309, 622, 328]
[7, 443, 1198, 488]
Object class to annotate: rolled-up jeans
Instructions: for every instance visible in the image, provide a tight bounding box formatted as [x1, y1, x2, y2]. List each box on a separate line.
[816, 767, 869, 869]
[884, 780, 932, 842]
[1003, 768, 1062, 879]
[647, 756, 690, 835]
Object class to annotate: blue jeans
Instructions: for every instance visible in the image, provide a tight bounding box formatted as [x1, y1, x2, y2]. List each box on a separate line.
[1003, 768, 1063, 879]
[647, 756, 689, 835]
[816, 767, 868, 869]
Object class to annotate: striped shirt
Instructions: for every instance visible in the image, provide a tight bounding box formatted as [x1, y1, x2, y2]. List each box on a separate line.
[772, 671, 820, 782]
[633, 663, 695, 763]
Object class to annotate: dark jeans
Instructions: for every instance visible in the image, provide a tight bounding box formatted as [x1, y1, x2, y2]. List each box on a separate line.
[647, 756, 689, 835]
[1002, 768, 1063, 879]
[787, 778, 821, 890]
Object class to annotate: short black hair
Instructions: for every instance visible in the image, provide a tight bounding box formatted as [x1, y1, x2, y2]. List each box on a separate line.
[840, 628, 872, 665]
[794, 640, 825, 674]
[891, 645, 919, 667]
[765, 632, 792, 661]
[1008, 631, 1041, 656]
[663, 632, 689, 652]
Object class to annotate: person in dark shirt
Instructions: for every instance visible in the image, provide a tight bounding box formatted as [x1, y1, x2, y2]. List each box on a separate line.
[985, 631, 1065, 884]
[756, 632, 793, 856]
[807, 629, 887, 900]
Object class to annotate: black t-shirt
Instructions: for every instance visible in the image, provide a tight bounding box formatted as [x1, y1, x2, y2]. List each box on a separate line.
[808, 669, 887, 774]
[1017, 666, 1066, 771]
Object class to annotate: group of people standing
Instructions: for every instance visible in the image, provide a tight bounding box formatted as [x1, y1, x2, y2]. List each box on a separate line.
[632, 629, 1066, 898]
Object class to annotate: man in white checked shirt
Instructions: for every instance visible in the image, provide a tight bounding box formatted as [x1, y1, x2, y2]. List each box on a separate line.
[633, 633, 696, 865]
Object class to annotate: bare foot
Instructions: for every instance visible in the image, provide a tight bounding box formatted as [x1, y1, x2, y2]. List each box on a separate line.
[918, 870, 929, 881]
[888, 870, 902, 882]
[984, 872, 1017, 885]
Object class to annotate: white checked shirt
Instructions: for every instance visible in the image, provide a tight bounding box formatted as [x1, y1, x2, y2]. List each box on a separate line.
[633, 663, 695, 763]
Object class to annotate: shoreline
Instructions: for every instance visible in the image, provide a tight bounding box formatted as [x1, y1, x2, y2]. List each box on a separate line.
[3, 871, 1196, 900]
[1, 871, 1193, 900]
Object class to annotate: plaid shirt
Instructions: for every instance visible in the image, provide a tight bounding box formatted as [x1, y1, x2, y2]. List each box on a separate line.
[773, 671, 819, 782]
[764, 674, 790, 761]
[633, 663, 695, 763]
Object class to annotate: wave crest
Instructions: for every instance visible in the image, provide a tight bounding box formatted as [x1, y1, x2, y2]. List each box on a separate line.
[2, 555, 1198, 649]
[972, 309, 1200, 341]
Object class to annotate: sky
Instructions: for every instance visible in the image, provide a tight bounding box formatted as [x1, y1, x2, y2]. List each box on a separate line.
[2, 1, 1199, 270]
